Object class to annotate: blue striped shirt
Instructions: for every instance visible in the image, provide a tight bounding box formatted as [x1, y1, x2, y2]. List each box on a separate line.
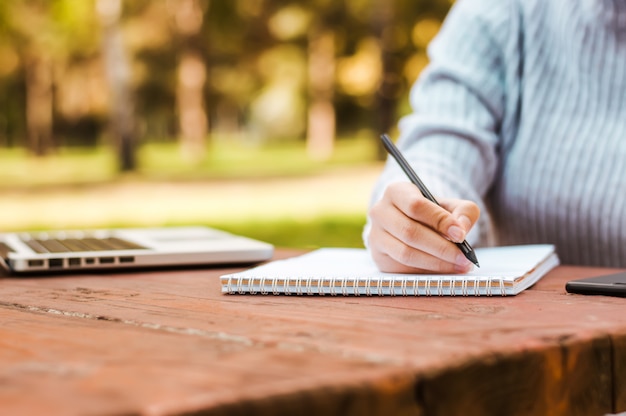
[366, 0, 626, 266]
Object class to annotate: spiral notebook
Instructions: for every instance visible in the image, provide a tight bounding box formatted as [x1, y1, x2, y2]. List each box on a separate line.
[220, 244, 558, 297]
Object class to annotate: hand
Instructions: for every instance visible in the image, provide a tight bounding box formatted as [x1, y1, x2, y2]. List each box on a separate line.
[367, 181, 480, 274]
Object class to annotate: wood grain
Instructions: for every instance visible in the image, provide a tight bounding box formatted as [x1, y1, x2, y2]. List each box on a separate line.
[0, 257, 625, 415]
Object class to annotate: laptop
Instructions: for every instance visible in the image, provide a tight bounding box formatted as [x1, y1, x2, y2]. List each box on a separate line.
[0, 226, 274, 275]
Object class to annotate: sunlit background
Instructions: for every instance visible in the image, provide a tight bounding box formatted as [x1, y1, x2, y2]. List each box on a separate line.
[0, 0, 452, 248]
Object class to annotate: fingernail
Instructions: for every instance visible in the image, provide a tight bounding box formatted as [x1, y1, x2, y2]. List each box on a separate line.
[447, 225, 465, 242]
[455, 254, 474, 273]
[457, 215, 472, 230]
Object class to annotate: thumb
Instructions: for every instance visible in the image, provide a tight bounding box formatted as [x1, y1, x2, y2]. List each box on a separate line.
[440, 198, 480, 240]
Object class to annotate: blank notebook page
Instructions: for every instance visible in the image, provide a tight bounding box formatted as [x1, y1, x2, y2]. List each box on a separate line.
[220, 245, 559, 296]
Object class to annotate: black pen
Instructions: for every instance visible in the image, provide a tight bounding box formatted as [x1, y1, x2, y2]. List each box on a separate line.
[380, 133, 480, 267]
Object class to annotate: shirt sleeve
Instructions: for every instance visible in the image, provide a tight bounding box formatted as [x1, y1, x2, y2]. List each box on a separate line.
[364, 0, 517, 248]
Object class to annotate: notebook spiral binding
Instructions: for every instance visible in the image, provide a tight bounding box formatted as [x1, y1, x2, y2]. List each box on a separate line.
[226, 275, 508, 297]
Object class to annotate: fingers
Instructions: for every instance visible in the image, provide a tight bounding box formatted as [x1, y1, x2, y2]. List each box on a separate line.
[439, 198, 480, 239]
[369, 226, 473, 274]
[391, 184, 471, 243]
[368, 182, 479, 274]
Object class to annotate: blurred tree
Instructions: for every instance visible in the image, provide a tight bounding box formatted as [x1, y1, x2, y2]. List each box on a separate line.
[52, 0, 105, 148]
[97, 0, 137, 171]
[373, 0, 397, 159]
[0, 2, 23, 147]
[306, 1, 340, 161]
[202, 0, 250, 140]
[0, 0, 456, 162]
[245, 1, 307, 143]
[10, 1, 55, 156]
[371, 0, 451, 159]
[0, 0, 103, 155]
[306, 26, 335, 160]
[334, 0, 383, 138]
[168, 0, 208, 163]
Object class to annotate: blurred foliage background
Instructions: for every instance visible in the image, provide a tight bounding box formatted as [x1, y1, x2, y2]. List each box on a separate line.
[0, 0, 453, 249]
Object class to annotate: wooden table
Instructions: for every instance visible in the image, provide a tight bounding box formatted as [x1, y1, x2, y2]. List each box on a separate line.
[1, 249, 625, 416]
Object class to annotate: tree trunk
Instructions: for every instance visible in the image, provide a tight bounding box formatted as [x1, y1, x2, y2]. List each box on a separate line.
[24, 54, 54, 156]
[306, 28, 336, 161]
[171, 0, 208, 163]
[177, 50, 207, 162]
[373, 0, 398, 160]
[97, 0, 137, 172]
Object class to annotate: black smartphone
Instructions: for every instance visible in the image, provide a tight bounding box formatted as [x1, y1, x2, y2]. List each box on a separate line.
[565, 271, 626, 297]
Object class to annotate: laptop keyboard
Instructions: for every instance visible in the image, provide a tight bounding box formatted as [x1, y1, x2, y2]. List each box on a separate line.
[23, 237, 147, 254]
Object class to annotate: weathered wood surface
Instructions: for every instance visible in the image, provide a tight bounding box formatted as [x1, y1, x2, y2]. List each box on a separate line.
[0, 251, 625, 416]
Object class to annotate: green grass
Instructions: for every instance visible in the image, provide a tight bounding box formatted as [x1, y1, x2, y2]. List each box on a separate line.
[141, 136, 379, 180]
[0, 136, 380, 248]
[0, 136, 380, 188]
[204, 216, 367, 249]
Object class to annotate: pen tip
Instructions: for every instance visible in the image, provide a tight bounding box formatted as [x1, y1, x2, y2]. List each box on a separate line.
[466, 252, 479, 268]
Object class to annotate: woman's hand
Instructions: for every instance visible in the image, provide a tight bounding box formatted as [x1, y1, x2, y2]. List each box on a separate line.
[367, 181, 480, 274]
